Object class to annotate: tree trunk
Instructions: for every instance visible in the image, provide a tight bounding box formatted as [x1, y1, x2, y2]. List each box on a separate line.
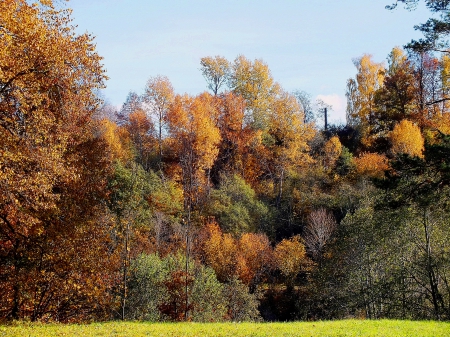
[423, 209, 441, 320]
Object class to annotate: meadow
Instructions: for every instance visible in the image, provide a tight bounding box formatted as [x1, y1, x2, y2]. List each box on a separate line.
[1, 320, 450, 337]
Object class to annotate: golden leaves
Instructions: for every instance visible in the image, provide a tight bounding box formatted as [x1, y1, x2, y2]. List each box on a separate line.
[346, 54, 385, 146]
[274, 235, 308, 283]
[324, 136, 343, 169]
[390, 119, 424, 158]
[167, 93, 221, 172]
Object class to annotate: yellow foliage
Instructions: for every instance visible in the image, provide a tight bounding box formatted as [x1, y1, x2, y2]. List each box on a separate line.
[390, 119, 424, 158]
[0, 0, 114, 321]
[323, 136, 342, 169]
[346, 54, 385, 146]
[0, 0, 106, 234]
[269, 90, 315, 165]
[274, 235, 308, 283]
[441, 54, 450, 113]
[99, 119, 133, 163]
[431, 114, 450, 139]
[231, 55, 279, 130]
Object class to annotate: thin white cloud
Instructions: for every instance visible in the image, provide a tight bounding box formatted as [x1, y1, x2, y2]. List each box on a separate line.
[316, 94, 347, 125]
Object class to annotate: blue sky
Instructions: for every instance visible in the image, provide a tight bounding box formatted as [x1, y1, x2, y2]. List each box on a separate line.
[69, 0, 433, 124]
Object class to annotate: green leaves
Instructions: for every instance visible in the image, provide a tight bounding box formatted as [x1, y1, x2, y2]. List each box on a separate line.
[208, 174, 268, 235]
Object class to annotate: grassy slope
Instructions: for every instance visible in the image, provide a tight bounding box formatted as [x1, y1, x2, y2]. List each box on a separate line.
[1, 320, 450, 337]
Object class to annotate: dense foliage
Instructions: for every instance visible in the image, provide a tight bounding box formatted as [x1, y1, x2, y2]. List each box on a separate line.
[2, 0, 450, 323]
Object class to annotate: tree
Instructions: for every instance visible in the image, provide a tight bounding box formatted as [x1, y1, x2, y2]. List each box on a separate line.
[387, 1, 450, 52]
[274, 235, 309, 289]
[380, 131, 450, 319]
[304, 209, 337, 262]
[99, 119, 134, 163]
[117, 91, 142, 125]
[293, 90, 315, 124]
[166, 92, 221, 319]
[143, 75, 174, 166]
[353, 152, 389, 179]
[128, 252, 237, 322]
[390, 119, 425, 157]
[210, 92, 248, 183]
[323, 136, 343, 170]
[207, 174, 269, 235]
[167, 93, 221, 215]
[230, 55, 280, 130]
[237, 233, 273, 291]
[126, 109, 155, 170]
[266, 90, 315, 208]
[346, 54, 385, 147]
[158, 270, 195, 321]
[200, 56, 231, 95]
[0, 0, 114, 321]
[373, 47, 416, 144]
[438, 54, 450, 118]
[107, 162, 153, 320]
[223, 277, 261, 322]
[409, 51, 444, 124]
[202, 221, 238, 282]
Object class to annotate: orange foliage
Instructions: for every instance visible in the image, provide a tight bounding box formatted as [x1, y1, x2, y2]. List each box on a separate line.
[236, 233, 273, 288]
[126, 109, 155, 168]
[213, 93, 247, 175]
[202, 222, 238, 282]
[0, 0, 115, 321]
[167, 93, 221, 211]
[353, 152, 389, 179]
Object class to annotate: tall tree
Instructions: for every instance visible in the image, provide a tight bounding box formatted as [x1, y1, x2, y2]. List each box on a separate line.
[200, 56, 231, 95]
[210, 92, 247, 183]
[166, 92, 221, 319]
[230, 55, 280, 130]
[117, 92, 142, 125]
[373, 47, 416, 141]
[346, 54, 385, 148]
[293, 90, 315, 124]
[143, 75, 174, 166]
[387, 0, 450, 52]
[0, 0, 113, 321]
[371, 135, 450, 319]
[266, 90, 315, 208]
[126, 110, 155, 170]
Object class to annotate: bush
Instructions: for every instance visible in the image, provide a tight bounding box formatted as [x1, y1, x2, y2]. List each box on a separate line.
[126, 253, 229, 322]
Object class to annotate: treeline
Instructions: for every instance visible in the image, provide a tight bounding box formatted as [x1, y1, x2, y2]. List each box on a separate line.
[2, 0, 450, 323]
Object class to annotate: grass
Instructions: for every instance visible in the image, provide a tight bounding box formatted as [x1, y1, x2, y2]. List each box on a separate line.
[1, 320, 450, 337]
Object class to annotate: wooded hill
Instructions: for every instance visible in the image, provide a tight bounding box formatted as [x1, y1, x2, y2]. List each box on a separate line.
[1, 0, 450, 323]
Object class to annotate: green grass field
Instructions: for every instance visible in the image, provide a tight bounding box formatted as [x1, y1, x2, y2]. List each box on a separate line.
[1, 320, 450, 337]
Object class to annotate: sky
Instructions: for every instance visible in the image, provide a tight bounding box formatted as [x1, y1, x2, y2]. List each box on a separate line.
[68, 0, 435, 124]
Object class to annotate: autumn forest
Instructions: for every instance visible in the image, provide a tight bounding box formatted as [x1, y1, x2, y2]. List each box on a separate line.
[2, 0, 450, 323]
